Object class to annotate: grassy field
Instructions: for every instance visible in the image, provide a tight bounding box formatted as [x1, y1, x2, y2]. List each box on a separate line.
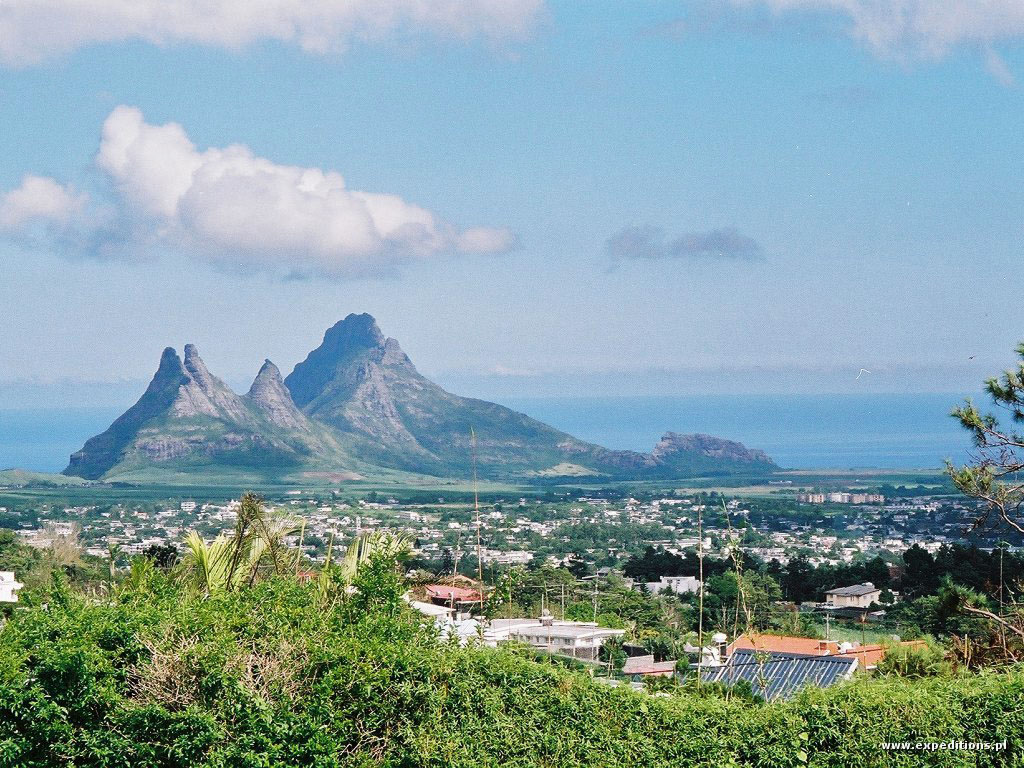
[0, 465, 954, 509]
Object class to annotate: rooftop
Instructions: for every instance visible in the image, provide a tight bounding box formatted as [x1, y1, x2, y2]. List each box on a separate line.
[701, 649, 858, 701]
[729, 633, 839, 656]
[825, 582, 879, 596]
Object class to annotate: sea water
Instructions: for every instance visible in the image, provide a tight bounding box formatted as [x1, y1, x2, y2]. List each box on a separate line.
[0, 393, 980, 473]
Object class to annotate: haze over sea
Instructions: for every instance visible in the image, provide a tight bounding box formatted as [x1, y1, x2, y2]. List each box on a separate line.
[0, 393, 978, 474]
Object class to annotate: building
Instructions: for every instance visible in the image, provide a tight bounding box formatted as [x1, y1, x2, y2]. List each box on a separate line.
[644, 575, 702, 595]
[424, 584, 483, 610]
[701, 649, 858, 700]
[729, 632, 924, 671]
[480, 549, 534, 566]
[622, 654, 677, 679]
[730, 633, 840, 656]
[0, 571, 23, 603]
[824, 582, 881, 609]
[484, 616, 626, 661]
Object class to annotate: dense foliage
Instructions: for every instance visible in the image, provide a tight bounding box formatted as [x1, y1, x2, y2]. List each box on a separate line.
[1, 566, 1022, 767]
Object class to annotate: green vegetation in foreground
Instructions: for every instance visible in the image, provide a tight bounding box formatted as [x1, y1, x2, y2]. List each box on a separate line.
[0, 561, 1021, 766]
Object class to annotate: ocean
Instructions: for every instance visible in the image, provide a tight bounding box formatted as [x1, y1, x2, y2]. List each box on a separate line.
[497, 393, 978, 470]
[0, 393, 979, 473]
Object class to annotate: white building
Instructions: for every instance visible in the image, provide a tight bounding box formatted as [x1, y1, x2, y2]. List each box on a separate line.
[644, 575, 702, 595]
[481, 549, 533, 566]
[824, 582, 881, 609]
[0, 571, 24, 603]
[484, 616, 625, 661]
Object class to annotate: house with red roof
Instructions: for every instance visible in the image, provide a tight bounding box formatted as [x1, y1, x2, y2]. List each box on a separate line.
[425, 584, 483, 609]
[728, 632, 928, 671]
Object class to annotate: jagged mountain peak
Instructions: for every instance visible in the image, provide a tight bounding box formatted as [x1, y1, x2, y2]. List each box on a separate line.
[171, 344, 249, 421]
[155, 346, 186, 379]
[286, 312, 412, 408]
[247, 359, 289, 406]
[324, 313, 385, 350]
[246, 359, 312, 431]
[182, 344, 216, 389]
[251, 359, 283, 387]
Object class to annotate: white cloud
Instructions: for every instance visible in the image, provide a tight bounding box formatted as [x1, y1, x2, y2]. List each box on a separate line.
[1, 106, 515, 277]
[0, 0, 543, 66]
[0, 175, 86, 230]
[733, 0, 1024, 63]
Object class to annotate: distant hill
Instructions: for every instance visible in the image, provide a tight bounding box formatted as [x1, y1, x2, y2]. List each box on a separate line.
[0, 468, 92, 488]
[63, 314, 776, 484]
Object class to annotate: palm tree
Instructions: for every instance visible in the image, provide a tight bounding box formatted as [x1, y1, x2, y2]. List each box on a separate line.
[338, 531, 414, 583]
[178, 493, 302, 595]
[315, 531, 414, 608]
[180, 530, 237, 595]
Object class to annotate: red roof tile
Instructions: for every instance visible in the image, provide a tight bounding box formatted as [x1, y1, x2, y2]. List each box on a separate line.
[425, 584, 482, 602]
[729, 634, 839, 656]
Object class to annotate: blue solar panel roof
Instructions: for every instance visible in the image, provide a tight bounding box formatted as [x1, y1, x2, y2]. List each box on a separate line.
[699, 649, 858, 701]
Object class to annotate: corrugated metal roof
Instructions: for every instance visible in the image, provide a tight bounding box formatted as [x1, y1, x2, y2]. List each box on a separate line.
[700, 649, 857, 701]
[622, 654, 677, 675]
[825, 582, 878, 597]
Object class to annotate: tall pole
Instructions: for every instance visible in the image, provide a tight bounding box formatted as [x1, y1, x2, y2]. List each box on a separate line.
[697, 503, 704, 684]
[999, 541, 1007, 651]
[472, 427, 483, 585]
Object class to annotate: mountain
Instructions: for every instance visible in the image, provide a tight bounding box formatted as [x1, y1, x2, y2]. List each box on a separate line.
[65, 345, 351, 482]
[283, 313, 775, 480]
[64, 314, 777, 483]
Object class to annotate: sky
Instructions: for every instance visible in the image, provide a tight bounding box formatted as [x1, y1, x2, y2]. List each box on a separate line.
[0, 0, 1022, 406]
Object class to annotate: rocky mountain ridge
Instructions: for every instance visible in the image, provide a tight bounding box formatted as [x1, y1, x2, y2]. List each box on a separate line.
[64, 314, 777, 483]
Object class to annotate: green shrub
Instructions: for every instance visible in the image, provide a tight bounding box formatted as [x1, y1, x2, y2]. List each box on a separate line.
[0, 573, 1021, 767]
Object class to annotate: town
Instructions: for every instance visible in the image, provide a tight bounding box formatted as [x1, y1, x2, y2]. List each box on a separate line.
[0, 480, 1011, 700]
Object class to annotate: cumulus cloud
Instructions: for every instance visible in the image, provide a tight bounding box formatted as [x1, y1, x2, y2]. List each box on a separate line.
[0, 106, 515, 277]
[731, 0, 1024, 65]
[0, 175, 87, 230]
[0, 0, 543, 66]
[606, 225, 763, 263]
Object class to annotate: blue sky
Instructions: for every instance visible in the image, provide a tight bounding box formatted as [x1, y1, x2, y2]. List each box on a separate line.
[0, 0, 1021, 404]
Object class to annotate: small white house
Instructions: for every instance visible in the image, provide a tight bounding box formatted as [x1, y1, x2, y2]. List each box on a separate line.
[645, 575, 702, 595]
[824, 582, 881, 609]
[0, 571, 24, 603]
[484, 616, 625, 661]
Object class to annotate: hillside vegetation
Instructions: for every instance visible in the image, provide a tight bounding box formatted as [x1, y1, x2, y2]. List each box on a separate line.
[1, 568, 1021, 767]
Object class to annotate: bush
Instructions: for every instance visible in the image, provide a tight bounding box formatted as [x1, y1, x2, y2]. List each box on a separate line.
[0, 573, 1021, 767]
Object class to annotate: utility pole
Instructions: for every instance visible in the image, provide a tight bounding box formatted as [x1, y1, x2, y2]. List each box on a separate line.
[999, 541, 1008, 651]
[471, 428, 483, 586]
[295, 518, 306, 575]
[697, 503, 705, 684]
